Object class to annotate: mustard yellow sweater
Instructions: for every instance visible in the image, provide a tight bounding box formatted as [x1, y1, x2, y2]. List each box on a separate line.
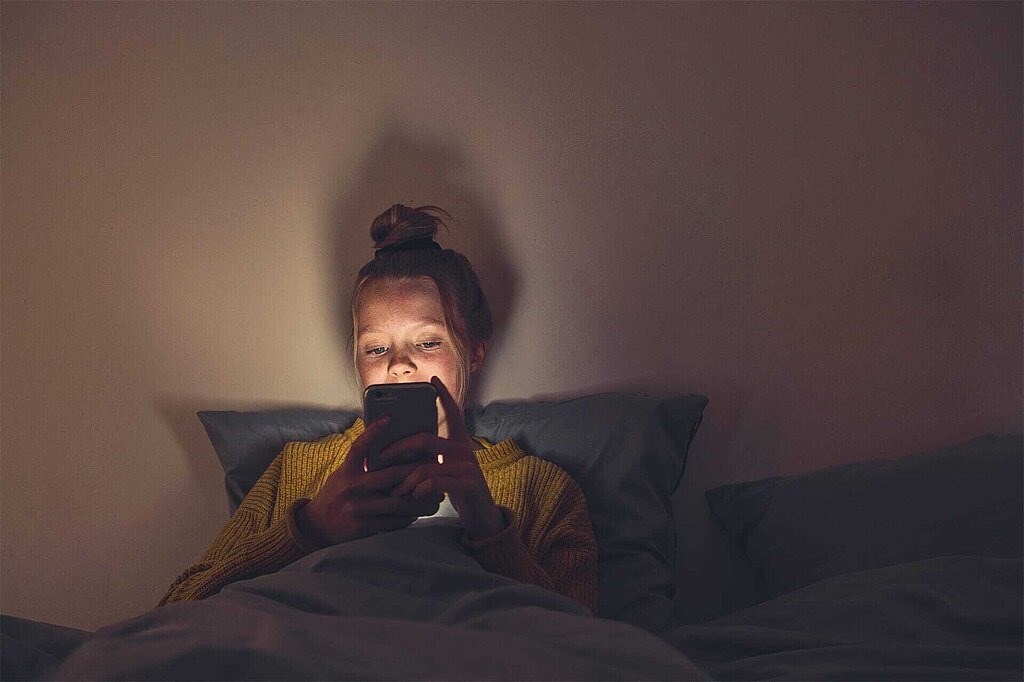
[160, 419, 598, 613]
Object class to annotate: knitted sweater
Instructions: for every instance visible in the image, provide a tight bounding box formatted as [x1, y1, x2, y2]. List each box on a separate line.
[159, 419, 598, 613]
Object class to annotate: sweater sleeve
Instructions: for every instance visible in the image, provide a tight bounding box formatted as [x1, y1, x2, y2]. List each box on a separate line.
[461, 482, 598, 615]
[157, 453, 316, 606]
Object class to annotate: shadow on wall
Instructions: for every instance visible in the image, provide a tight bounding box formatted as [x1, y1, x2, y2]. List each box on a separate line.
[152, 394, 227, 510]
[326, 126, 519, 407]
[149, 127, 520, 502]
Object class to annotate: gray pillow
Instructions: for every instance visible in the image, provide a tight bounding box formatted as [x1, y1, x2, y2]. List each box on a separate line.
[705, 434, 1023, 598]
[198, 408, 359, 513]
[198, 393, 708, 633]
[467, 394, 708, 633]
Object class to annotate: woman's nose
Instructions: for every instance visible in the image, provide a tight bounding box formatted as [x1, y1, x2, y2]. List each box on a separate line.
[388, 354, 416, 378]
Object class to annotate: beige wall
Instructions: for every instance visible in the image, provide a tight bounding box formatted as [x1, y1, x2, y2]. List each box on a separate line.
[2, 2, 1020, 630]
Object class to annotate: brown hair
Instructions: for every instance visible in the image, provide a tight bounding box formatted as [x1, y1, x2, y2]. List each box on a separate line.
[351, 204, 493, 403]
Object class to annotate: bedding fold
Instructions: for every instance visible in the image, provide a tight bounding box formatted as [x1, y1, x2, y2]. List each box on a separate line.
[663, 555, 1023, 680]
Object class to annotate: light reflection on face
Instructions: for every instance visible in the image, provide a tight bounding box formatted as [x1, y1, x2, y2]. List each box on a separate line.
[354, 278, 463, 436]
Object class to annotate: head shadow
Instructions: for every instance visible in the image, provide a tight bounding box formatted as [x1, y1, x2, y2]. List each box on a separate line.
[325, 127, 518, 407]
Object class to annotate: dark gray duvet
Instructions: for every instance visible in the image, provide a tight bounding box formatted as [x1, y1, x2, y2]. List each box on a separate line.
[4, 525, 706, 680]
[2, 530, 1020, 680]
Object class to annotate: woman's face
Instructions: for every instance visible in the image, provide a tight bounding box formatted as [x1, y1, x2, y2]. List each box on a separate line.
[354, 277, 465, 432]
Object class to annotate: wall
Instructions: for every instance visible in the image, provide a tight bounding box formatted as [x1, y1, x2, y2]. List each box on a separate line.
[2, 2, 1019, 630]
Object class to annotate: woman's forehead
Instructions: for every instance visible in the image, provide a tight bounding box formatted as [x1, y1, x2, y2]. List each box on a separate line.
[356, 278, 445, 329]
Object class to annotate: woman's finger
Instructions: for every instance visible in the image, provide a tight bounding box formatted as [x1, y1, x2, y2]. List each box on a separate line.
[343, 415, 391, 474]
[391, 460, 473, 497]
[389, 462, 431, 497]
[412, 477, 459, 499]
[407, 493, 446, 517]
[379, 432, 453, 465]
[350, 463, 420, 495]
[410, 471, 480, 498]
[411, 478, 439, 499]
[352, 496, 407, 517]
[431, 376, 468, 441]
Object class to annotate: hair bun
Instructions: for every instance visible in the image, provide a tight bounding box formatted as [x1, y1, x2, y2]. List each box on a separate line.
[370, 204, 452, 249]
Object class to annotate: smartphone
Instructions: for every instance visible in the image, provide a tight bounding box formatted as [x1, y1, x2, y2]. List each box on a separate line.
[362, 382, 438, 472]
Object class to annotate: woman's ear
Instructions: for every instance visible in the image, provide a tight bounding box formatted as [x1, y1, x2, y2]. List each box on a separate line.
[469, 342, 486, 373]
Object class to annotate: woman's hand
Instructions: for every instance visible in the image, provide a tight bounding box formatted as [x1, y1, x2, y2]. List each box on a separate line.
[296, 416, 444, 548]
[381, 376, 506, 541]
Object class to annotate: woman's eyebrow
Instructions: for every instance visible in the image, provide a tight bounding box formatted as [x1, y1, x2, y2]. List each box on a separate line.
[357, 319, 445, 336]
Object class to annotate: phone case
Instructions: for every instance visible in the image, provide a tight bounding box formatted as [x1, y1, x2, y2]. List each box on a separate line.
[362, 382, 438, 471]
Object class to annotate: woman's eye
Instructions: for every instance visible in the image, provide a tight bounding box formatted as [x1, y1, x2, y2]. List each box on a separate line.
[366, 346, 388, 356]
[418, 341, 442, 350]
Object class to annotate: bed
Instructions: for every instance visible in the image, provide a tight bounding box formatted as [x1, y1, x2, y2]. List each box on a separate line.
[2, 393, 1020, 680]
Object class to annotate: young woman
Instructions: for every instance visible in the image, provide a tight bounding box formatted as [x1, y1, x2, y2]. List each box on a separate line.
[159, 204, 597, 613]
